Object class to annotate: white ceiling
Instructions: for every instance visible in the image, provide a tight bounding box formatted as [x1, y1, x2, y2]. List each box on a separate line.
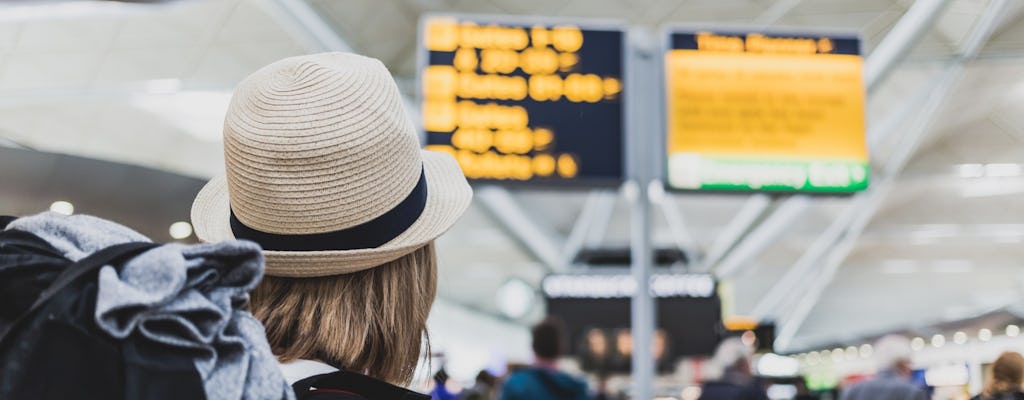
[1, 0, 1024, 356]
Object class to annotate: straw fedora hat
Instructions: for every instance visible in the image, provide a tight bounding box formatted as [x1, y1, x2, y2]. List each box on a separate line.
[191, 52, 472, 277]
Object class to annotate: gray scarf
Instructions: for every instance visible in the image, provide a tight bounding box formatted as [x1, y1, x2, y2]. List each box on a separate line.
[8, 212, 294, 400]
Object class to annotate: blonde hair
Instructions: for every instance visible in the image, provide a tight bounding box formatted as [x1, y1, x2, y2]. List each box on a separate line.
[251, 243, 437, 385]
[984, 352, 1024, 397]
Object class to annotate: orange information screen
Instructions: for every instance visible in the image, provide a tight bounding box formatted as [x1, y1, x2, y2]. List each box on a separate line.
[665, 30, 868, 193]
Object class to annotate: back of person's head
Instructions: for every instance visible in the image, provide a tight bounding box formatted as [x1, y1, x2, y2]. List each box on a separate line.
[532, 318, 567, 360]
[874, 335, 913, 373]
[190, 52, 472, 386]
[985, 351, 1024, 396]
[705, 337, 753, 380]
[476, 370, 497, 386]
[251, 245, 437, 385]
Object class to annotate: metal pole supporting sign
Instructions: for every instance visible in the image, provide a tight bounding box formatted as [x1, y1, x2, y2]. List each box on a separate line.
[627, 27, 657, 400]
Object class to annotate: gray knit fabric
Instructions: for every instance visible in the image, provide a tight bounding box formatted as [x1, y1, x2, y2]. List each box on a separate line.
[8, 212, 294, 400]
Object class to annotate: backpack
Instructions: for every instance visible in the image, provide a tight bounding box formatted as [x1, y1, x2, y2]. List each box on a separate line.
[0, 213, 301, 399]
[0, 231, 207, 399]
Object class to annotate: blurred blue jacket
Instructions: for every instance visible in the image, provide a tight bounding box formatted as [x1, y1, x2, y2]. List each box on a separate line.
[840, 371, 927, 400]
[501, 367, 588, 400]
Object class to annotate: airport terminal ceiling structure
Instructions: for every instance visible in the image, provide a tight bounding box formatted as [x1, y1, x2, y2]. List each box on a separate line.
[1, 0, 1024, 353]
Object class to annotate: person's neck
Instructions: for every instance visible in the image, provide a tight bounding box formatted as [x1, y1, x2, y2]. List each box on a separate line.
[534, 357, 559, 370]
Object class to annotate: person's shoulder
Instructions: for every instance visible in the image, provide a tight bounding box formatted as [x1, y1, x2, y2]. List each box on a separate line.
[542, 368, 588, 393]
[301, 390, 369, 400]
[740, 382, 769, 400]
[548, 368, 587, 384]
[292, 370, 429, 400]
[501, 370, 536, 394]
[839, 380, 865, 400]
[503, 369, 534, 385]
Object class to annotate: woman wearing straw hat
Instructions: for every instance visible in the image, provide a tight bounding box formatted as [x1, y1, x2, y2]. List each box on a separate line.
[191, 52, 472, 399]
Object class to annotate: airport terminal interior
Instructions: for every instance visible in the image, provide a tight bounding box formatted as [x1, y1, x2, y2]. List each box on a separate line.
[2, 0, 1024, 399]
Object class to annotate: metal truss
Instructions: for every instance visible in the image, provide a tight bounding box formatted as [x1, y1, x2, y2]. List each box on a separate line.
[709, 0, 955, 280]
[770, 0, 1012, 352]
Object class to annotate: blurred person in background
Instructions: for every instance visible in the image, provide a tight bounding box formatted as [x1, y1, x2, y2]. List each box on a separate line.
[794, 379, 819, 400]
[190, 52, 472, 399]
[699, 337, 768, 400]
[459, 370, 497, 400]
[840, 335, 926, 400]
[973, 352, 1024, 400]
[501, 318, 588, 400]
[431, 368, 458, 400]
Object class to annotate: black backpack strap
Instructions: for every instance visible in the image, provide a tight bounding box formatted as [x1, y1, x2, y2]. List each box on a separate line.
[293, 370, 429, 400]
[0, 216, 17, 229]
[0, 241, 159, 345]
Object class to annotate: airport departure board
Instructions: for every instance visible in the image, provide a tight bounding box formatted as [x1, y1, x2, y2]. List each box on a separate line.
[665, 29, 868, 193]
[420, 16, 625, 187]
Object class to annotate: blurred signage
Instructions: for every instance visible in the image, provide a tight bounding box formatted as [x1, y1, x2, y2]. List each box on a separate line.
[419, 15, 625, 187]
[924, 364, 969, 387]
[542, 273, 715, 299]
[722, 317, 776, 352]
[543, 273, 721, 372]
[664, 29, 868, 193]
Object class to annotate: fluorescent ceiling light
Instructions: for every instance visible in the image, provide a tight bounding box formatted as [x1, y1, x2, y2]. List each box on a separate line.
[933, 260, 974, 274]
[961, 181, 1024, 198]
[881, 260, 919, 274]
[985, 163, 1023, 177]
[925, 364, 968, 386]
[957, 163, 985, 178]
[909, 224, 961, 239]
[49, 200, 74, 215]
[956, 163, 1024, 177]
[168, 221, 193, 240]
[908, 237, 937, 245]
[882, 259, 974, 274]
[130, 90, 232, 142]
[496, 278, 535, 319]
[756, 353, 800, 377]
[143, 79, 183, 95]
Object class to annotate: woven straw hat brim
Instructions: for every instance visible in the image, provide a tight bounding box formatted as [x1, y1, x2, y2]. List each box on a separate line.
[191, 150, 471, 277]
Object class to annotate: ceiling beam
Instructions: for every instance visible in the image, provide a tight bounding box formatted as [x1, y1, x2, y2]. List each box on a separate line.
[561, 189, 617, 267]
[476, 186, 566, 273]
[750, 77, 941, 318]
[698, 194, 770, 272]
[864, 0, 955, 93]
[770, 0, 1012, 352]
[655, 187, 701, 264]
[261, 0, 354, 53]
[713, 196, 809, 278]
[752, 0, 803, 28]
[707, 0, 954, 280]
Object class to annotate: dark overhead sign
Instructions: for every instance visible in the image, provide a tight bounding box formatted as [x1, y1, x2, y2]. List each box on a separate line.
[419, 15, 625, 187]
[542, 273, 721, 372]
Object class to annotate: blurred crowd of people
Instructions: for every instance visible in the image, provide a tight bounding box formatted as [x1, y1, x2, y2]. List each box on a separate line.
[428, 319, 591, 400]
[425, 322, 1024, 400]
